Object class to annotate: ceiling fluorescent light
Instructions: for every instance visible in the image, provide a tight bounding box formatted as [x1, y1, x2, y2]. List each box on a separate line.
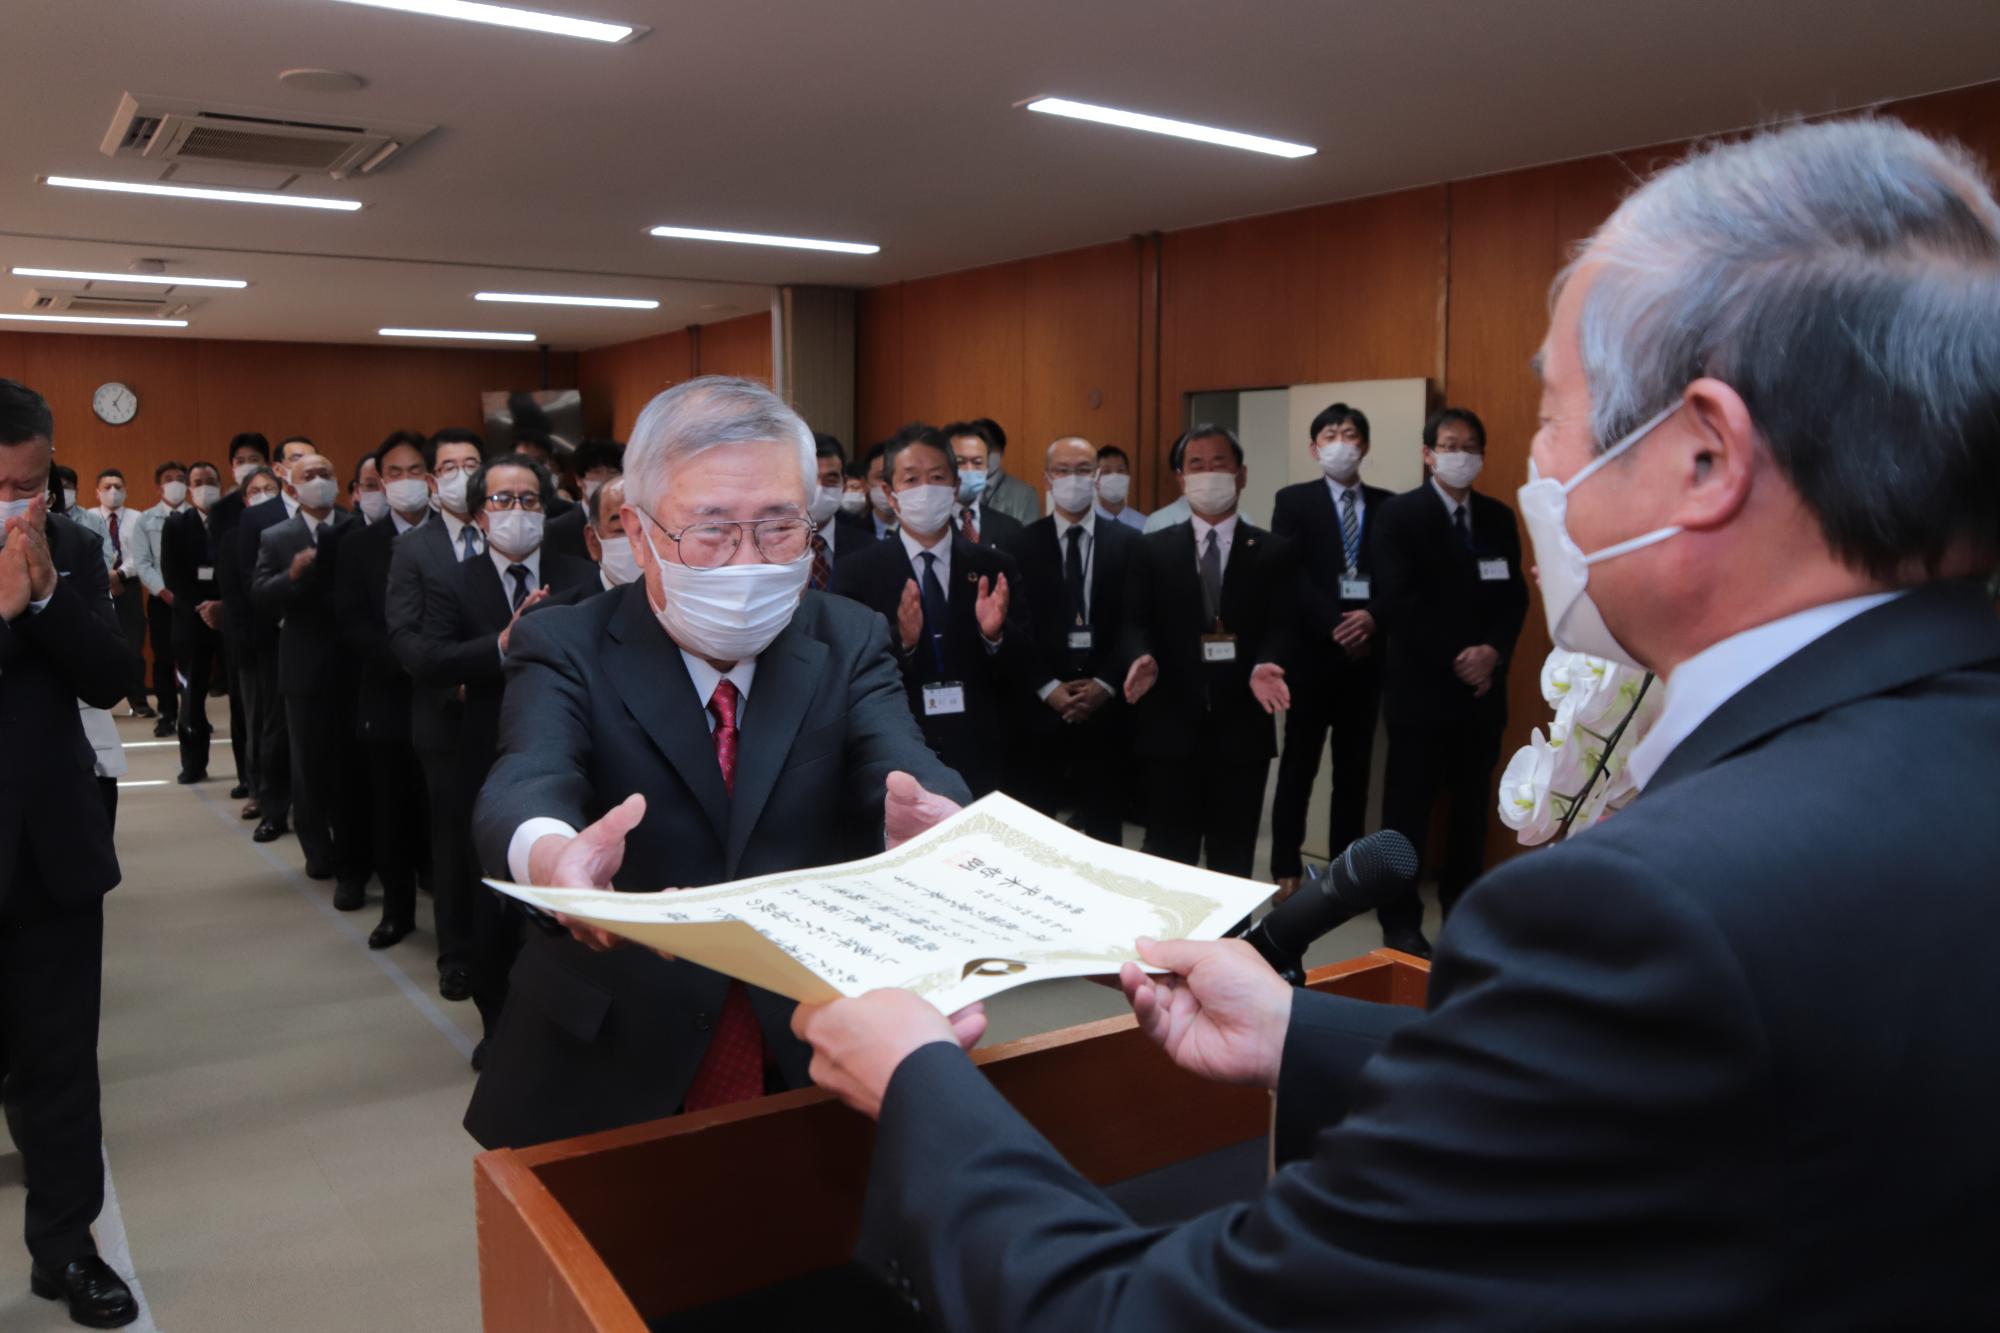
[43, 175, 363, 211]
[0, 313, 190, 328]
[648, 225, 878, 255]
[474, 291, 659, 309]
[1024, 97, 1316, 159]
[327, 0, 644, 43]
[379, 327, 536, 341]
[11, 266, 247, 289]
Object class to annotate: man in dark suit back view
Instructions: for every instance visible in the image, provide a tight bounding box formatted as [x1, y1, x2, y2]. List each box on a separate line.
[0, 379, 144, 1327]
[1369, 406, 1529, 954]
[999, 435, 1138, 843]
[789, 118, 2000, 1332]
[1268, 403, 1394, 901]
[466, 377, 970, 1150]
[830, 424, 1031, 800]
[1119, 425, 1299, 879]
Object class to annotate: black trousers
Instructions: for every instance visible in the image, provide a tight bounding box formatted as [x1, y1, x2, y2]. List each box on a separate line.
[1378, 717, 1505, 935]
[368, 734, 425, 928]
[0, 877, 106, 1269]
[1013, 708, 1126, 846]
[1140, 725, 1271, 879]
[109, 582, 149, 711]
[98, 778, 117, 828]
[144, 593, 177, 722]
[252, 636, 290, 824]
[284, 693, 368, 879]
[1270, 656, 1383, 880]
[173, 615, 220, 778]
[417, 744, 474, 974]
[227, 633, 260, 798]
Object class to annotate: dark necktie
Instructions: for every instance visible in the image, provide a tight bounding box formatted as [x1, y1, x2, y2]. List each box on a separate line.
[918, 551, 949, 672]
[809, 533, 831, 592]
[1453, 503, 1473, 551]
[1063, 524, 1087, 625]
[1199, 528, 1224, 626]
[1339, 489, 1361, 572]
[684, 679, 766, 1111]
[507, 562, 531, 611]
[109, 513, 123, 566]
[959, 507, 979, 546]
[459, 524, 480, 562]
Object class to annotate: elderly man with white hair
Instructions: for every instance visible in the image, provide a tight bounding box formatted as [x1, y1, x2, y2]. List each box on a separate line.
[464, 375, 973, 1150]
[791, 118, 2000, 1329]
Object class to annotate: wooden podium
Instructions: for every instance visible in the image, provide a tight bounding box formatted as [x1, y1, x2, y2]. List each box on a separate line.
[473, 950, 1429, 1332]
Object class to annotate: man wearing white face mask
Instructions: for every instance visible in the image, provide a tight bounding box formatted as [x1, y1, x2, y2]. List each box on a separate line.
[1091, 445, 1148, 531]
[863, 440, 899, 539]
[160, 462, 229, 783]
[134, 458, 189, 735]
[582, 474, 638, 590]
[90, 466, 152, 717]
[464, 376, 971, 1149]
[211, 432, 273, 803]
[943, 422, 1024, 550]
[238, 435, 319, 839]
[1368, 407, 1528, 955]
[804, 432, 880, 592]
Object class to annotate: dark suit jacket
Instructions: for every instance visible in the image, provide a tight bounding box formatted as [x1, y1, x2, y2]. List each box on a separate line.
[965, 503, 1023, 550]
[252, 512, 359, 697]
[336, 516, 421, 743]
[206, 491, 248, 638]
[1119, 520, 1299, 762]
[0, 515, 133, 912]
[386, 517, 474, 753]
[1370, 484, 1529, 729]
[1270, 477, 1393, 682]
[543, 504, 589, 561]
[463, 586, 972, 1149]
[1000, 514, 1139, 725]
[827, 509, 881, 570]
[160, 506, 224, 628]
[830, 533, 1033, 797]
[235, 495, 295, 635]
[855, 581, 2000, 1331]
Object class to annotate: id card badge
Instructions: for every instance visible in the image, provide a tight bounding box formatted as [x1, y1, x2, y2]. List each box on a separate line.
[1067, 628, 1094, 651]
[922, 682, 967, 716]
[1339, 575, 1371, 600]
[1478, 558, 1510, 582]
[1200, 634, 1239, 663]
[197, 564, 216, 581]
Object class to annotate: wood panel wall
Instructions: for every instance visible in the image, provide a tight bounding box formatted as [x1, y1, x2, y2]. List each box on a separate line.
[852, 78, 2000, 866]
[0, 332, 573, 497]
[576, 311, 773, 442]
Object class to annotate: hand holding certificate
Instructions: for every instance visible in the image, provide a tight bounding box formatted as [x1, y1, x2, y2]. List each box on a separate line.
[486, 790, 1271, 1014]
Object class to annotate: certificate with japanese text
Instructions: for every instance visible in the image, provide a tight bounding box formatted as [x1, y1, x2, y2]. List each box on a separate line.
[484, 791, 1271, 1012]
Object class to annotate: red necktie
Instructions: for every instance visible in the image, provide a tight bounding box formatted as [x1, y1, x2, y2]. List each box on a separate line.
[109, 513, 124, 565]
[960, 507, 979, 545]
[683, 679, 767, 1111]
[809, 533, 831, 592]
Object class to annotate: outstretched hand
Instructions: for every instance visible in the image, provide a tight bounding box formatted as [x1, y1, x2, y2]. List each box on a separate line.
[1119, 936, 1293, 1089]
[531, 792, 647, 951]
[884, 770, 962, 849]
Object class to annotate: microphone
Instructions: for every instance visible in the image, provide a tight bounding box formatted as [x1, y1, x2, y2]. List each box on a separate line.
[1242, 830, 1419, 984]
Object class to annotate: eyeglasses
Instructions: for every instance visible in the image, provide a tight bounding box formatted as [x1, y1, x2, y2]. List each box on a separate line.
[637, 506, 813, 569]
[484, 491, 544, 512]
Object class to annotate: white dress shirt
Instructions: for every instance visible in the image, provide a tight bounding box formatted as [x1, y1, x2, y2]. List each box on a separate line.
[1325, 475, 1368, 551]
[1095, 502, 1147, 532]
[488, 544, 542, 599]
[1627, 590, 1905, 791]
[91, 505, 141, 577]
[1039, 509, 1114, 703]
[132, 500, 185, 595]
[390, 509, 426, 536]
[1189, 511, 1240, 575]
[1430, 476, 1471, 526]
[899, 525, 952, 584]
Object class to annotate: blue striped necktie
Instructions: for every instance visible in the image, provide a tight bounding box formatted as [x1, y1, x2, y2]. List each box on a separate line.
[1338, 488, 1361, 571]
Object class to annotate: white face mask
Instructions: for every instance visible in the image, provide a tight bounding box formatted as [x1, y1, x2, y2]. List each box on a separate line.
[807, 483, 844, 525]
[1518, 400, 1684, 669]
[0, 497, 32, 545]
[357, 489, 390, 522]
[1315, 441, 1365, 483]
[233, 461, 260, 486]
[838, 490, 868, 516]
[101, 487, 125, 510]
[162, 480, 188, 506]
[1096, 472, 1130, 505]
[191, 484, 222, 511]
[1430, 451, 1485, 490]
[248, 490, 279, 508]
[61, 488, 78, 512]
[596, 533, 640, 586]
[581, 476, 604, 502]
[642, 526, 809, 661]
[295, 476, 339, 511]
[955, 468, 988, 505]
[435, 469, 471, 513]
[1049, 473, 1096, 515]
[894, 483, 956, 535]
[484, 509, 545, 559]
[385, 477, 432, 516]
[868, 483, 894, 517]
[1181, 470, 1239, 518]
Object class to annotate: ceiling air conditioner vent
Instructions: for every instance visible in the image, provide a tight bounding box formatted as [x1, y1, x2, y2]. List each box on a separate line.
[27, 289, 195, 320]
[101, 93, 434, 179]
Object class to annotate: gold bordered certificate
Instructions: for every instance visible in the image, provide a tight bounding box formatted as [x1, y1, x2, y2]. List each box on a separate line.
[485, 791, 1271, 1012]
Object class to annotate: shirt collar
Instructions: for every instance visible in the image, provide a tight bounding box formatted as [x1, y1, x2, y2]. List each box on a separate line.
[898, 525, 950, 577]
[1190, 510, 1239, 544]
[679, 648, 757, 712]
[1627, 590, 1907, 790]
[1325, 475, 1364, 503]
[1429, 477, 1468, 516]
[391, 509, 426, 535]
[488, 543, 542, 583]
[1054, 508, 1096, 541]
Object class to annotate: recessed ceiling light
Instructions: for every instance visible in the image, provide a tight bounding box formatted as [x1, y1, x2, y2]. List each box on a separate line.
[0, 313, 190, 328]
[474, 292, 659, 309]
[327, 0, 645, 43]
[11, 266, 248, 290]
[648, 225, 879, 256]
[379, 327, 537, 342]
[1024, 97, 1316, 159]
[43, 175, 364, 211]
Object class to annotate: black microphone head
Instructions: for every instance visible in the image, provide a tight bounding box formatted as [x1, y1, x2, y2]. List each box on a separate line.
[1342, 830, 1418, 887]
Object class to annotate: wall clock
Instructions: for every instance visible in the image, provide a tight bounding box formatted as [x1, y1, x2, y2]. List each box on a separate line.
[93, 381, 138, 425]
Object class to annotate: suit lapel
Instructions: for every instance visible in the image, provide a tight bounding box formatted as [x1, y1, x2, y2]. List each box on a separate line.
[603, 589, 730, 841]
[464, 554, 511, 632]
[724, 623, 829, 876]
[1221, 522, 1262, 630]
[1648, 581, 2000, 792]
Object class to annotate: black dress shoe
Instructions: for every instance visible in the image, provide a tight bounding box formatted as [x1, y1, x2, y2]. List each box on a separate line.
[333, 878, 367, 911]
[30, 1256, 139, 1328]
[368, 918, 413, 950]
[240, 801, 261, 821]
[151, 717, 175, 738]
[229, 783, 249, 800]
[439, 968, 473, 1003]
[1381, 929, 1433, 960]
[304, 862, 334, 881]
[252, 819, 288, 843]
[174, 769, 206, 785]
[130, 704, 156, 719]
[470, 1039, 487, 1072]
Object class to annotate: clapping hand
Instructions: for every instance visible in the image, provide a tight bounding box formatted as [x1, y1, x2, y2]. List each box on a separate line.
[1119, 937, 1294, 1089]
[499, 586, 551, 654]
[895, 579, 924, 651]
[1249, 662, 1291, 713]
[974, 573, 1009, 641]
[1123, 653, 1159, 704]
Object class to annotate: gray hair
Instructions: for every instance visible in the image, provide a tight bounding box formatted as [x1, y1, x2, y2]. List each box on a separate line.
[623, 375, 815, 515]
[1563, 116, 2000, 577]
